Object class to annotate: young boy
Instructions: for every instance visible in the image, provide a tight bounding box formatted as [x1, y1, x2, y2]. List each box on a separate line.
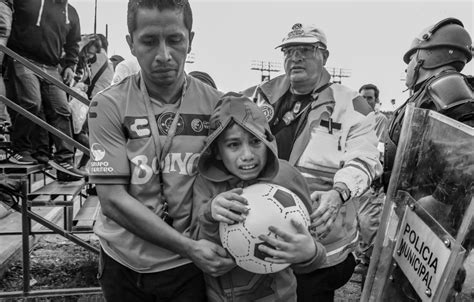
[191, 93, 326, 302]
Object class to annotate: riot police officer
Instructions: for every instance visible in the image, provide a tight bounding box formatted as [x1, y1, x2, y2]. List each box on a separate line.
[378, 17, 473, 301]
[384, 17, 473, 185]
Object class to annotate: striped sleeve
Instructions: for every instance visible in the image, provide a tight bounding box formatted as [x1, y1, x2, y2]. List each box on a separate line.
[333, 111, 382, 197]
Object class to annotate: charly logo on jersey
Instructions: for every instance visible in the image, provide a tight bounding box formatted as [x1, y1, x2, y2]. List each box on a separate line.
[259, 103, 275, 121]
[124, 116, 152, 139]
[130, 118, 151, 137]
[158, 112, 185, 135]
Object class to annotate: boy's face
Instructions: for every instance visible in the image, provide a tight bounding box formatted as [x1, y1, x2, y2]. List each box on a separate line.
[216, 124, 268, 181]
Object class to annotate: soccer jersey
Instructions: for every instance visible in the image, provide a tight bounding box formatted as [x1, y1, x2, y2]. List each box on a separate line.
[88, 72, 222, 273]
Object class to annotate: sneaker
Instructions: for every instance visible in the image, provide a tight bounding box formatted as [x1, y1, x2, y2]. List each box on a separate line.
[9, 152, 38, 165]
[56, 170, 83, 182]
[49, 160, 86, 181]
[32, 153, 50, 164]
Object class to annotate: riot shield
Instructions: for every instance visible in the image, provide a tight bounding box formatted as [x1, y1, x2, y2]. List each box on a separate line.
[362, 105, 473, 302]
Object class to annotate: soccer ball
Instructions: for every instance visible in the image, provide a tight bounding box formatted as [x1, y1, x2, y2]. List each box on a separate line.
[219, 182, 311, 274]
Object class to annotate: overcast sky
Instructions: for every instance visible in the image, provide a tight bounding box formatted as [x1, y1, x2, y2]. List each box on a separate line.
[69, 0, 473, 110]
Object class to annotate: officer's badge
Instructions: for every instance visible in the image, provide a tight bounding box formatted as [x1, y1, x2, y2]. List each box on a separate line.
[292, 23, 302, 30]
[288, 23, 304, 38]
[259, 103, 275, 121]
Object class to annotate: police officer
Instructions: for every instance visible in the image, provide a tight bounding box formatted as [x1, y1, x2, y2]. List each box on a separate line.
[382, 17, 473, 300]
[384, 17, 473, 185]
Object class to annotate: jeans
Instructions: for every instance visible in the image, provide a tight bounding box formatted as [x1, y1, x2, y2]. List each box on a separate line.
[73, 121, 89, 167]
[0, 1, 12, 123]
[296, 253, 356, 302]
[98, 249, 206, 302]
[9, 59, 74, 162]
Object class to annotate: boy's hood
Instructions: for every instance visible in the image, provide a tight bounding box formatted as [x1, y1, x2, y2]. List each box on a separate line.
[198, 92, 279, 183]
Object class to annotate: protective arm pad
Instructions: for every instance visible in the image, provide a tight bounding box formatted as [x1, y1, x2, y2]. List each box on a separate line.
[428, 72, 473, 111]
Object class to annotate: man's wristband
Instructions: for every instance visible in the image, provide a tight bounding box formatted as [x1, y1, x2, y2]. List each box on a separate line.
[332, 186, 351, 203]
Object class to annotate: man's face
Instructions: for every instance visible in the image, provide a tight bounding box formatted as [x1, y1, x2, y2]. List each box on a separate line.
[360, 89, 377, 109]
[216, 124, 268, 181]
[86, 45, 99, 61]
[127, 7, 194, 88]
[283, 44, 328, 87]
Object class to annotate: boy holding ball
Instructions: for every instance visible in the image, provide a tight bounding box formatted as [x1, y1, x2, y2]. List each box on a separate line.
[191, 93, 326, 301]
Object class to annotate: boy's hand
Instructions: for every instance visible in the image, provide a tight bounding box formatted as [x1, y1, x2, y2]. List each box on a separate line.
[211, 188, 249, 224]
[189, 239, 236, 277]
[257, 219, 316, 264]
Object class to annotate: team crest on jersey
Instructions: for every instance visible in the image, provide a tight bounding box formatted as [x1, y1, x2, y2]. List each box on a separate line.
[158, 112, 185, 135]
[191, 118, 204, 133]
[259, 103, 275, 121]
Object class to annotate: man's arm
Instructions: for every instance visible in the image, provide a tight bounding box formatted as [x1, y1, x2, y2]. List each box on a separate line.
[88, 91, 233, 276]
[62, 6, 81, 84]
[311, 111, 382, 236]
[330, 111, 382, 196]
[97, 184, 233, 276]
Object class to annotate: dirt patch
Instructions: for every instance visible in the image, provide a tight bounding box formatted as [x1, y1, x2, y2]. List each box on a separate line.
[0, 234, 362, 301]
[336, 274, 362, 301]
[0, 235, 100, 301]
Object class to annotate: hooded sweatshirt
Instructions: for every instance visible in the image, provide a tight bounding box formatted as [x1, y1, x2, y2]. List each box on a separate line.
[191, 93, 326, 302]
[8, 0, 80, 69]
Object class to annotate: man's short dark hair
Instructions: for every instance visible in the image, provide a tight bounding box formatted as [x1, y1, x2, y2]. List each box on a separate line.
[127, 0, 193, 36]
[96, 34, 108, 52]
[359, 83, 379, 100]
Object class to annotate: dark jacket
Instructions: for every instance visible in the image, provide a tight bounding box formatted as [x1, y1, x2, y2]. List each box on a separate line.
[191, 94, 326, 302]
[8, 0, 80, 69]
[384, 70, 474, 187]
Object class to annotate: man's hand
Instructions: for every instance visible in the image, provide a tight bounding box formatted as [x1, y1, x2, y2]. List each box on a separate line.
[62, 67, 75, 85]
[188, 239, 235, 277]
[310, 190, 343, 239]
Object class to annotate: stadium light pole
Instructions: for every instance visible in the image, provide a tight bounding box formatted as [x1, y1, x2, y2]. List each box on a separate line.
[186, 52, 195, 64]
[251, 60, 281, 82]
[327, 67, 351, 84]
[94, 0, 98, 34]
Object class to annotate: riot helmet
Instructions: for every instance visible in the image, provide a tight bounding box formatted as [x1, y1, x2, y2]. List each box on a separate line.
[403, 18, 472, 70]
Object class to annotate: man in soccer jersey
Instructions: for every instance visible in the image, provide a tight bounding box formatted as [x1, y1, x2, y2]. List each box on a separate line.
[87, 1, 234, 301]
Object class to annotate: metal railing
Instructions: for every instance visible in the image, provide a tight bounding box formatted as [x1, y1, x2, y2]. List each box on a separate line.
[0, 45, 100, 299]
[0, 45, 90, 106]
